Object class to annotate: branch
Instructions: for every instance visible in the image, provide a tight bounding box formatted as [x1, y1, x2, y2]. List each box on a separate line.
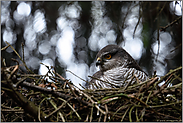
[3, 79, 49, 121]
[160, 16, 182, 31]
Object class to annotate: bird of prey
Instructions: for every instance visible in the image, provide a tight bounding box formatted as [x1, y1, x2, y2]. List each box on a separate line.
[89, 45, 148, 89]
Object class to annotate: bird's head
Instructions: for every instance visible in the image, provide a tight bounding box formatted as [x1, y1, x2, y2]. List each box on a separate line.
[95, 44, 143, 72]
[95, 45, 127, 71]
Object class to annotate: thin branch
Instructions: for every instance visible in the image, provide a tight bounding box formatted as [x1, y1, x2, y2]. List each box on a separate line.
[160, 16, 182, 31]
[5, 41, 34, 74]
[133, 2, 142, 39]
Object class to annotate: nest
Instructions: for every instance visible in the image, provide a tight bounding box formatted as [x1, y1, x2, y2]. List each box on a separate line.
[1, 42, 182, 122]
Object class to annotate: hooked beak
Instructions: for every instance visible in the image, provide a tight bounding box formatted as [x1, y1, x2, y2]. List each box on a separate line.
[96, 57, 103, 66]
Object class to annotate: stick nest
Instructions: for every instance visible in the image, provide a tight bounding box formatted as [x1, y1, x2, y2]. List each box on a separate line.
[1, 43, 182, 122]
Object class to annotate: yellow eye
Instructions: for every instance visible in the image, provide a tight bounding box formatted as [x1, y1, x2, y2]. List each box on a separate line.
[104, 54, 112, 59]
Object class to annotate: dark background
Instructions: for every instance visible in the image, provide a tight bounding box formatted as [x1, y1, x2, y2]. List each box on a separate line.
[1, 1, 182, 87]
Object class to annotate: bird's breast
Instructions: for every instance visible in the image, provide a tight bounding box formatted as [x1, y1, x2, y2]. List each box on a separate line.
[102, 67, 148, 87]
[90, 67, 148, 89]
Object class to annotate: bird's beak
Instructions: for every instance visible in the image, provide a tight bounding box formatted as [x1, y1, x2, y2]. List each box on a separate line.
[96, 57, 103, 66]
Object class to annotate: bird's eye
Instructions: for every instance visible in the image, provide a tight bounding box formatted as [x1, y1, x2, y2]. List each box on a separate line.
[104, 54, 112, 60]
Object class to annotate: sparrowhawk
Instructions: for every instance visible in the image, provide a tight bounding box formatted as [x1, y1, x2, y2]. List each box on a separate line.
[89, 45, 148, 89]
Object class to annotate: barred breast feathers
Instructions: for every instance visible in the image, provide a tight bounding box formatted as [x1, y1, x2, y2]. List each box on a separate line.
[90, 67, 148, 89]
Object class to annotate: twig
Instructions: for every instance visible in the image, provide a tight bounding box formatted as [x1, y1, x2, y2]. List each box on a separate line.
[98, 111, 103, 122]
[172, 73, 182, 82]
[52, 70, 66, 81]
[21, 42, 25, 62]
[17, 80, 108, 113]
[7, 64, 19, 80]
[109, 104, 129, 121]
[139, 107, 146, 121]
[49, 99, 65, 122]
[121, 106, 130, 122]
[104, 104, 108, 122]
[1, 112, 6, 122]
[135, 107, 139, 121]
[155, 66, 182, 86]
[45, 98, 69, 119]
[38, 97, 46, 122]
[133, 2, 142, 39]
[160, 16, 182, 31]
[156, 25, 160, 61]
[170, 43, 182, 53]
[85, 114, 89, 122]
[58, 97, 81, 120]
[150, 100, 182, 108]
[15, 77, 27, 87]
[19, 74, 65, 82]
[153, 2, 167, 22]
[121, 2, 132, 29]
[74, 86, 106, 115]
[66, 70, 88, 83]
[90, 105, 94, 122]
[5, 41, 34, 74]
[17, 81, 73, 99]
[66, 81, 78, 97]
[1, 43, 11, 51]
[130, 95, 149, 107]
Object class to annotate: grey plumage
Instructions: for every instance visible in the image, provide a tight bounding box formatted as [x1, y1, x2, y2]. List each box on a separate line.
[89, 45, 148, 89]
